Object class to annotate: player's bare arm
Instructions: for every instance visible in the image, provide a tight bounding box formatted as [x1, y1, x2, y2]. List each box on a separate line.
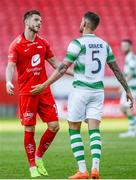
[108, 61, 134, 108]
[5, 62, 16, 95]
[119, 73, 133, 92]
[47, 57, 74, 76]
[31, 61, 72, 94]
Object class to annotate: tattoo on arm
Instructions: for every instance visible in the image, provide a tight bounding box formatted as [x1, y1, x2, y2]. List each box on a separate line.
[57, 63, 69, 75]
[108, 61, 130, 93]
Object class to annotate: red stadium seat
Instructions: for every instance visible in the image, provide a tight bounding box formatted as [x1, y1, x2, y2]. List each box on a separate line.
[0, 0, 136, 77]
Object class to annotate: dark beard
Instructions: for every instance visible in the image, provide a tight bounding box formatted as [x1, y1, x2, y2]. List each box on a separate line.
[79, 28, 83, 33]
[29, 26, 38, 33]
[124, 50, 130, 55]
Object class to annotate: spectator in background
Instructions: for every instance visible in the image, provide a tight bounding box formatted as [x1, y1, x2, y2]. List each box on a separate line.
[119, 39, 136, 137]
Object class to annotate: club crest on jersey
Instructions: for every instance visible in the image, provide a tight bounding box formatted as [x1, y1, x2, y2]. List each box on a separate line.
[31, 54, 41, 67]
[23, 112, 34, 120]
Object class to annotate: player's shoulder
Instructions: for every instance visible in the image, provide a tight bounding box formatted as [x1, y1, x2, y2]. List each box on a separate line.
[131, 52, 136, 58]
[36, 34, 50, 45]
[96, 37, 112, 50]
[127, 52, 136, 61]
[69, 38, 82, 47]
[92, 35, 109, 46]
[9, 34, 23, 49]
[96, 36, 108, 44]
[78, 34, 108, 45]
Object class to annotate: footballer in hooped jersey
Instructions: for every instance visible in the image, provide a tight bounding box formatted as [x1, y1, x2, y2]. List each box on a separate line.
[5, 10, 73, 178]
[119, 39, 136, 138]
[31, 12, 134, 179]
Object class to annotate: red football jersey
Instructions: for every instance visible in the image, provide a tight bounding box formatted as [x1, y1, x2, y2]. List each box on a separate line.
[8, 34, 54, 95]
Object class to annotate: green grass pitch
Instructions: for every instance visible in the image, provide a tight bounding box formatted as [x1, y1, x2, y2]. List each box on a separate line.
[0, 118, 136, 179]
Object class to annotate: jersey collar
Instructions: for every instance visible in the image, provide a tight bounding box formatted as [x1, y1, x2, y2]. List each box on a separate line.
[22, 33, 37, 43]
[83, 34, 96, 37]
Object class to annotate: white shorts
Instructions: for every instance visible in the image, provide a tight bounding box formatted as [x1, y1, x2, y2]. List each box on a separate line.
[67, 88, 104, 122]
[120, 89, 136, 108]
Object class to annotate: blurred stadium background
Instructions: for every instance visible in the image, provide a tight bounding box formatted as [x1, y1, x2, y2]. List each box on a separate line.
[0, 0, 136, 118]
[0, 0, 136, 179]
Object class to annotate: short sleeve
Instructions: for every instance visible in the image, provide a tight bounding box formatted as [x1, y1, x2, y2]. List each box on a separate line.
[128, 56, 136, 73]
[106, 45, 115, 63]
[129, 55, 136, 68]
[8, 42, 18, 63]
[64, 39, 81, 63]
[45, 43, 54, 59]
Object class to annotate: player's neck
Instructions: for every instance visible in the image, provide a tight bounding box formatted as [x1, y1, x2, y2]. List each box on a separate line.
[125, 50, 132, 55]
[24, 30, 36, 42]
[83, 29, 93, 35]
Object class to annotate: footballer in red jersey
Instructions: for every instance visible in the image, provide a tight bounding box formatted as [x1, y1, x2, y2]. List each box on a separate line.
[6, 10, 73, 178]
[8, 33, 54, 95]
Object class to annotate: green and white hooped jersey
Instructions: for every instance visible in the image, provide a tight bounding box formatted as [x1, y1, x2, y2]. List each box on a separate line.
[64, 34, 115, 90]
[123, 52, 136, 89]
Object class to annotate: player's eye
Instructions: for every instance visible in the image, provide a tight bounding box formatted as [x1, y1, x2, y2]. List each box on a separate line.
[35, 18, 42, 24]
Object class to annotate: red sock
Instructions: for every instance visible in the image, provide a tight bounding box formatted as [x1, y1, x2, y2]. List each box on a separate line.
[36, 128, 58, 158]
[24, 131, 36, 167]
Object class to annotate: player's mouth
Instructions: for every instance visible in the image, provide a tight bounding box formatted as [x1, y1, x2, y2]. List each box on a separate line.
[35, 26, 40, 29]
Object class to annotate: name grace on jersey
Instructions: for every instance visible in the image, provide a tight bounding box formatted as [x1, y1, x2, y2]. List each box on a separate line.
[88, 44, 103, 48]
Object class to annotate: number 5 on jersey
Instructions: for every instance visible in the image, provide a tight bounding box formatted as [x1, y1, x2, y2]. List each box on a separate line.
[85, 49, 104, 80]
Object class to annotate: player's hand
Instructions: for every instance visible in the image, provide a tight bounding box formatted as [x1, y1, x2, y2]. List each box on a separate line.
[30, 83, 47, 94]
[6, 81, 14, 95]
[126, 91, 134, 108]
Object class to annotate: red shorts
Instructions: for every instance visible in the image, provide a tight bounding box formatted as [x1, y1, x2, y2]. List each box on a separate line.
[19, 93, 58, 125]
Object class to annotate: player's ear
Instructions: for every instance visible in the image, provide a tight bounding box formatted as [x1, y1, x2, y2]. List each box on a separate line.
[24, 19, 29, 26]
[83, 21, 86, 28]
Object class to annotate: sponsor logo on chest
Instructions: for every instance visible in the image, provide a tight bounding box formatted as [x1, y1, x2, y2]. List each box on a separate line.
[31, 54, 41, 67]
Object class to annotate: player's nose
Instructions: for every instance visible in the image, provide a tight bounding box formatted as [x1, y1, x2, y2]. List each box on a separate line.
[39, 21, 42, 26]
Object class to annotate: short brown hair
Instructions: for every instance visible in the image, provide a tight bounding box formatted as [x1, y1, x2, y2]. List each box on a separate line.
[122, 39, 132, 45]
[24, 10, 41, 21]
[84, 11, 100, 31]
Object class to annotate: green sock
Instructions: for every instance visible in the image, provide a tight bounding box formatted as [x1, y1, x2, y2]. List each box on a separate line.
[128, 114, 135, 132]
[89, 129, 101, 171]
[69, 129, 86, 173]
